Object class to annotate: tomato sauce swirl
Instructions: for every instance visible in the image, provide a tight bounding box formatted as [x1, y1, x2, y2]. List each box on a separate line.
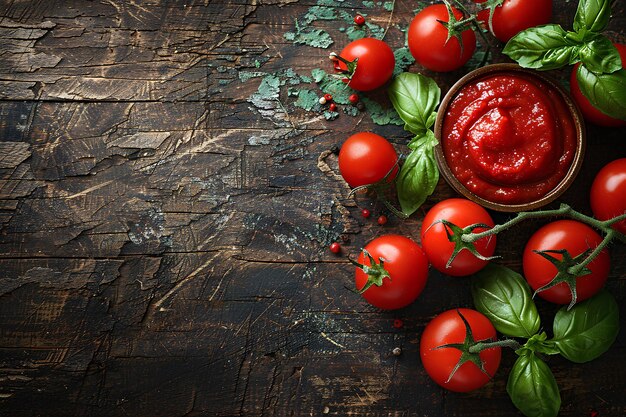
[442, 73, 576, 204]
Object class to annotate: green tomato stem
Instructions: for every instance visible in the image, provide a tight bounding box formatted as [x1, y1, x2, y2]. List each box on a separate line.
[469, 338, 522, 353]
[460, 204, 625, 288]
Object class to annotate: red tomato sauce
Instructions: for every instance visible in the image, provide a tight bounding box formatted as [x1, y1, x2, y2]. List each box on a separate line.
[442, 73, 576, 204]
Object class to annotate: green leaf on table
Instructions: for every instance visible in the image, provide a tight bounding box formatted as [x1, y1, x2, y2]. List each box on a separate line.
[552, 290, 619, 363]
[507, 350, 561, 417]
[388, 72, 440, 135]
[574, 0, 612, 33]
[472, 264, 541, 338]
[579, 37, 623, 74]
[396, 131, 439, 216]
[577, 65, 626, 121]
[503, 25, 580, 70]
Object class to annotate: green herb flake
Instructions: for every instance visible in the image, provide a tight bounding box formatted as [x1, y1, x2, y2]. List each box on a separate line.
[239, 71, 267, 83]
[362, 97, 403, 126]
[393, 47, 415, 76]
[285, 28, 334, 49]
[294, 89, 322, 111]
[305, 6, 337, 23]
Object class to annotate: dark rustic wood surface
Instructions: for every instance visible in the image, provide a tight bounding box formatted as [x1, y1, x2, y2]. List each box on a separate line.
[0, 0, 625, 416]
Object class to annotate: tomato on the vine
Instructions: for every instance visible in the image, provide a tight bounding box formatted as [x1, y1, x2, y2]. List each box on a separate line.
[475, 0, 552, 42]
[338, 132, 398, 188]
[333, 38, 395, 91]
[590, 158, 626, 235]
[421, 199, 496, 276]
[408, 4, 476, 72]
[570, 43, 626, 127]
[420, 308, 501, 392]
[354, 234, 429, 310]
[523, 220, 610, 305]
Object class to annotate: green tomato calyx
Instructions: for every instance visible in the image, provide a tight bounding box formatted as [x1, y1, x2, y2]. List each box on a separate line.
[350, 249, 391, 295]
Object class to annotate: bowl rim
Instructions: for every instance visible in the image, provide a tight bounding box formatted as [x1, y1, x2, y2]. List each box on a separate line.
[433, 63, 586, 212]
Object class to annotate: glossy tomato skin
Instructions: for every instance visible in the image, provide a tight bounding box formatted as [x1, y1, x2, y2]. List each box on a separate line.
[475, 0, 552, 42]
[570, 43, 626, 127]
[421, 199, 496, 276]
[335, 38, 395, 91]
[420, 308, 501, 392]
[338, 132, 398, 188]
[590, 158, 626, 235]
[408, 4, 476, 72]
[355, 235, 429, 310]
[523, 220, 610, 305]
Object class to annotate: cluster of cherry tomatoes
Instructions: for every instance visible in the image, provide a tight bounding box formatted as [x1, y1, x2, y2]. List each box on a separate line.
[332, 122, 625, 391]
[330, 0, 625, 127]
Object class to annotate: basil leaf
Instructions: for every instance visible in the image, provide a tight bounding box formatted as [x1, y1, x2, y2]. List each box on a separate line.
[503, 25, 580, 70]
[472, 264, 541, 338]
[388, 72, 440, 135]
[574, 0, 612, 33]
[524, 332, 560, 356]
[552, 290, 619, 363]
[396, 130, 439, 216]
[577, 65, 626, 120]
[507, 351, 561, 417]
[579, 37, 623, 73]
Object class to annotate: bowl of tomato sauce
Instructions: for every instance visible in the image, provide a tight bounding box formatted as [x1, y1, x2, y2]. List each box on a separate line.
[434, 64, 585, 212]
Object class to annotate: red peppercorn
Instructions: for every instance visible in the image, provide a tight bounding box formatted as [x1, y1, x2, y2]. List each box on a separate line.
[349, 93, 359, 104]
[329, 103, 337, 112]
[324, 93, 333, 102]
[329, 242, 341, 254]
[393, 319, 404, 328]
[354, 14, 365, 26]
[377, 215, 388, 226]
[361, 208, 371, 218]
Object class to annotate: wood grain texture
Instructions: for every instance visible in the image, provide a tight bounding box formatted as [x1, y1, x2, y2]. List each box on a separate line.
[0, 0, 625, 416]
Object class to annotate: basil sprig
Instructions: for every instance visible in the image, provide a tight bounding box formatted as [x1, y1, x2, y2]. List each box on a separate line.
[472, 265, 620, 417]
[388, 72, 441, 216]
[502, 0, 626, 121]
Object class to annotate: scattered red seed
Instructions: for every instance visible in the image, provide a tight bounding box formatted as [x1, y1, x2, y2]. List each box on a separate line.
[349, 93, 359, 104]
[377, 215, 388, 226]
[393, 319, 404, 328]
[329, 242, 341, 254]
[324, 93, 333, 102]
[361, 208, 371, 218]
[590, 411, 599, 417]
[329, 103, 337, 112]
[354, 14, 365, 26]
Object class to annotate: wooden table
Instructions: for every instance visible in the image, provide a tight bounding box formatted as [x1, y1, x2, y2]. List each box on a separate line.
[1, 0, 624, 416]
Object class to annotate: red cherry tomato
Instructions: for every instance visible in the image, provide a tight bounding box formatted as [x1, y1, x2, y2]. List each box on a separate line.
[523, 220, 610, 305]
[338, 132, 398, 188]
[354, 235, 429, 310]
[475, 0, 552, 42]
[421, 199, 496, 276]
[420, 308, 501, 392]
[570, 43, 626, 127]
[334, 38, 395, 91]
[590, 158, 626, 235]
[408, 4, 476, 72]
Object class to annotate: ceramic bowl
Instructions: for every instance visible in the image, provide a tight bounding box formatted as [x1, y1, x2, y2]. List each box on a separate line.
[433, 63, 586, 212]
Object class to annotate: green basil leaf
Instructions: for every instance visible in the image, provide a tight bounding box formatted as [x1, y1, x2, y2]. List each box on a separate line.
[552, 290, 619, 363]
[388, 72, 441, 135]
[396, 130, 439, 216]
[574, 0, 612, 33]
[507, 351, 561, 417]
[577, 65, 626, 120]
[579, 37, 623, 73]
[503, 25, 580, 70]
[472, 264, 541, 338]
